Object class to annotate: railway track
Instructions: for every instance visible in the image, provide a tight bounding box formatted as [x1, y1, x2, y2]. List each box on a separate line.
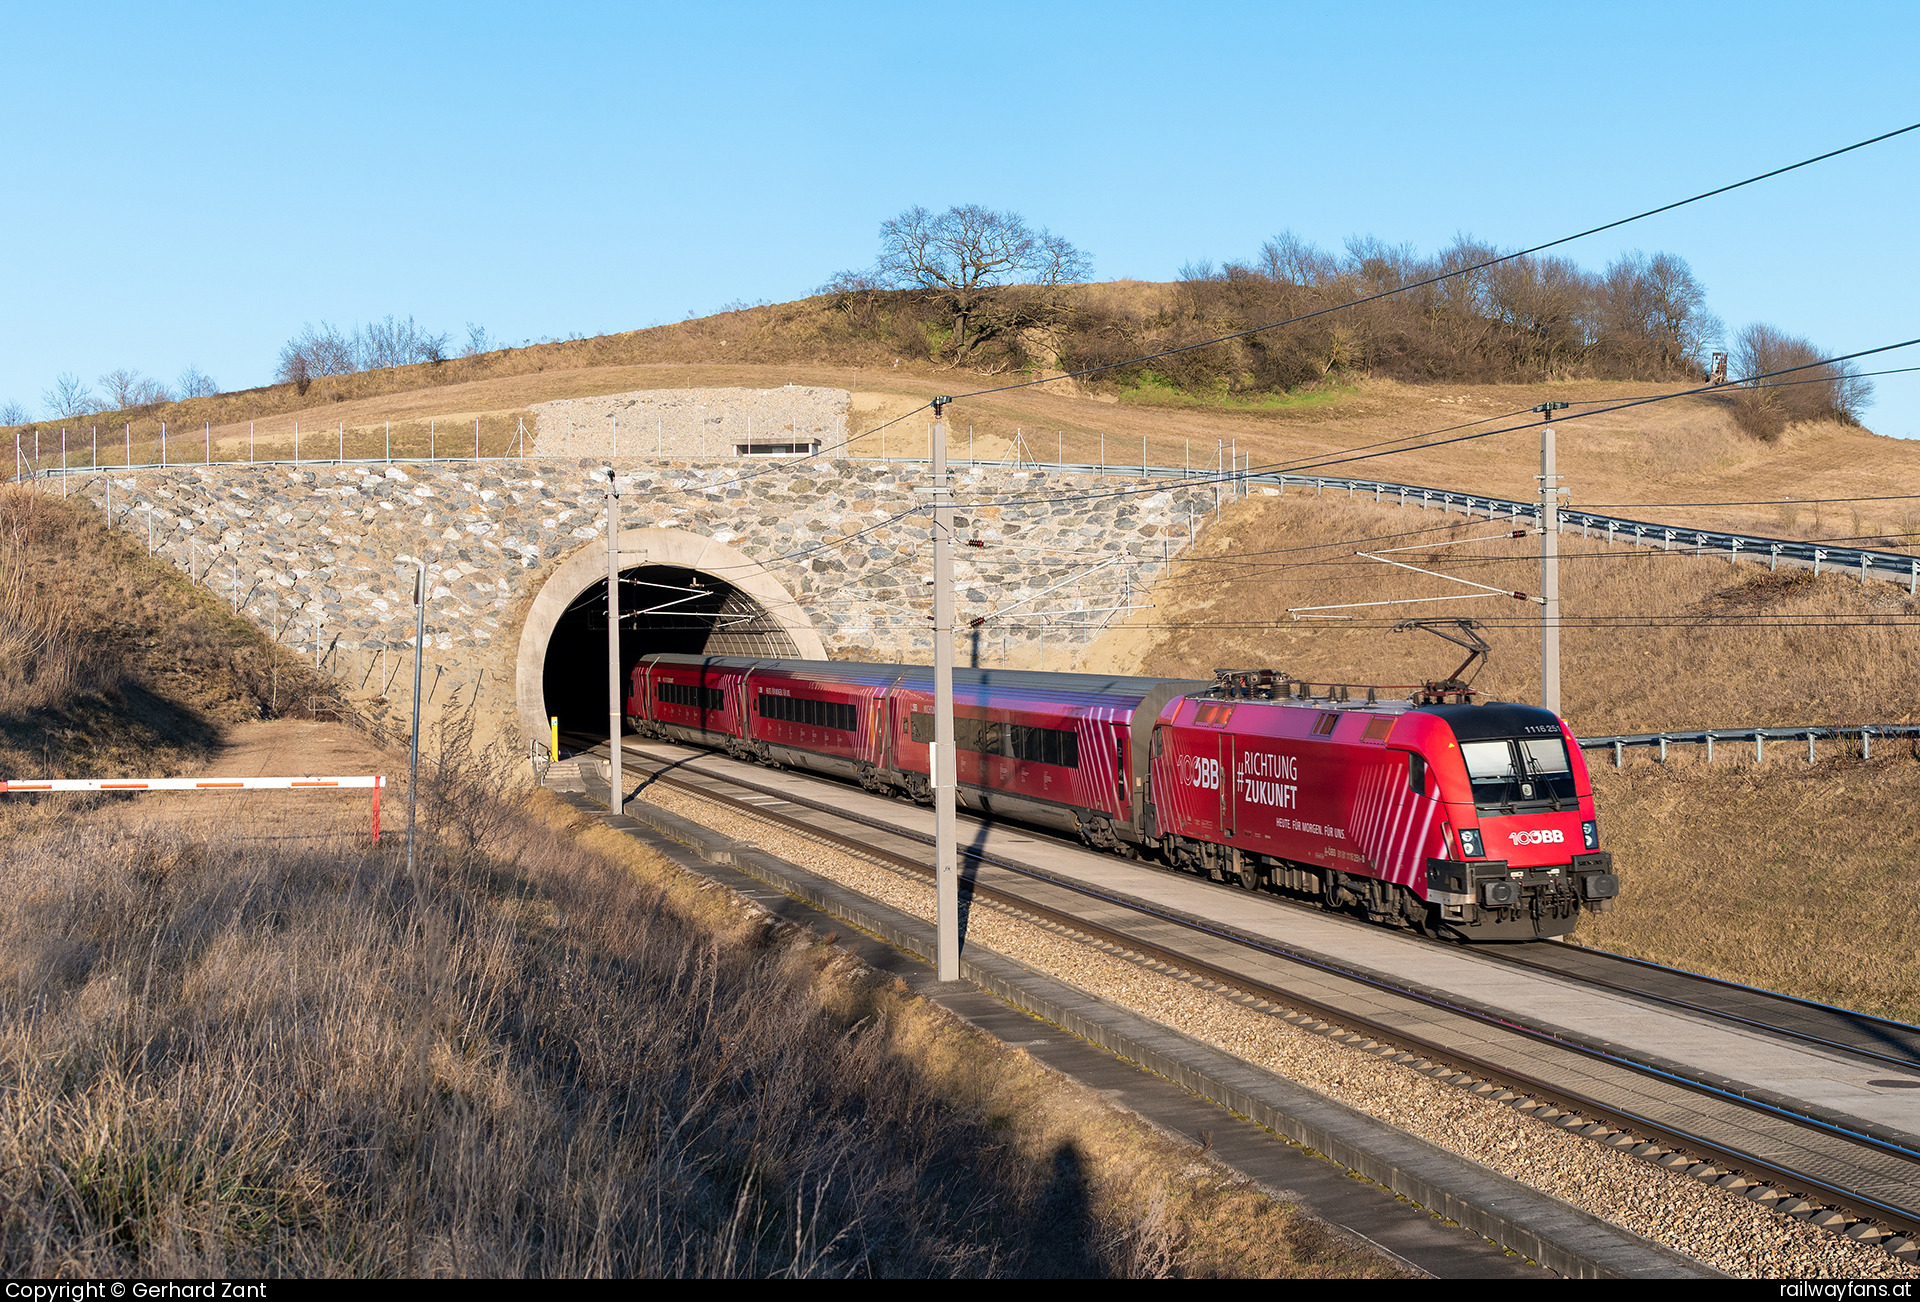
[566, 732, 1920, 1250]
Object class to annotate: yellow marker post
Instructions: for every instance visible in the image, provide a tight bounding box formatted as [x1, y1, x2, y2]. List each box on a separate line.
[550, 716, 560, 761]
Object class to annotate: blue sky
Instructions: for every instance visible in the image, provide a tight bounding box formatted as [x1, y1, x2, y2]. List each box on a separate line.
[4, 1, 1916, 439]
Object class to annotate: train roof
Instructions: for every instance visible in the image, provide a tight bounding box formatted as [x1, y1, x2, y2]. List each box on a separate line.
[639, 654, 1208, 706]
[1411, 700, 1566, 738]
[1186, 693, 1563, 732]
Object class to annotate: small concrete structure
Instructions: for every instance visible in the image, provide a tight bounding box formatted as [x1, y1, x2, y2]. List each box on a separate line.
[531, 386, 850, 459]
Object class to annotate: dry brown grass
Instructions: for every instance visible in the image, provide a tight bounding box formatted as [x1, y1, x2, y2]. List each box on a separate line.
[1578, 757, 1920, 1022]
[0, 487, 340, 780]
[0, 711, 1397, 1277]
[1101, 493, 1920, 737]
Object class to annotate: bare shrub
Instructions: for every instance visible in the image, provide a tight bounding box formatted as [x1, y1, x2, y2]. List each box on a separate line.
[96, 368, 171, 410]
[1051, 233, 1726, 397]
[362, 315, 448, 370]
[276, 322, 358, 387]
[1729, 322, 1874, 439]
[461, 323, 496, 358]
[175, 364, 220, 398]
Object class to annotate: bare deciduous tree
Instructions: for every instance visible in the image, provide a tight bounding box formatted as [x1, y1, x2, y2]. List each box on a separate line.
[42, 374, 98, 419]
[97, 368, 171, 410]
[1257, 231, 1338, 288]
[361, 315, 424, 370]
[176, 364, 219, 398]
[870, 205, 1092, 356]
[462, 323, 495, 357]
[0, 401, 30, 427]
[276, 322, 358, 388]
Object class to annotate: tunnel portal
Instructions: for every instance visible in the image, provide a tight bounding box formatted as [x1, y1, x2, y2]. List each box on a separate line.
[540, 563, 803, 738]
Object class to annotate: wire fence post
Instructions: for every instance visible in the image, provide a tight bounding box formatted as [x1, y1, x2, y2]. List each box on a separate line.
[406, 560, 426, 873]
[161, 422, 167, 468]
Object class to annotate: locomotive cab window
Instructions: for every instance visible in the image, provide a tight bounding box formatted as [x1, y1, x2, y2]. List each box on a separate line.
[1460, 737, 1577, 810]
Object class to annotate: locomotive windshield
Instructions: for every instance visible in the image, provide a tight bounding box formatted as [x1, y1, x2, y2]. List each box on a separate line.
[1459, 736, 1577, 811]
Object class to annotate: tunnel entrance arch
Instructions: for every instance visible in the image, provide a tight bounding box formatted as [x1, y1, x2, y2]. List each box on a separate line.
[515, 527, 825, 750]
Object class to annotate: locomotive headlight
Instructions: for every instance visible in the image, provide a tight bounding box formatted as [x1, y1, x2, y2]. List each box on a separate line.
[1458, 828, 1484, 858]
[1581, 820, 1599, 850]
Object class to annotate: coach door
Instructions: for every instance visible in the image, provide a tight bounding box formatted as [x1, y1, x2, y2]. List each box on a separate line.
[1220, 733, 1237, 841]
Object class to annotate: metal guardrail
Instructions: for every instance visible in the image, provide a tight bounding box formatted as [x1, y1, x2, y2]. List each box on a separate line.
[1575, 725, 1920, 766]
[904, 458, 1920, 593]
[1205, 468, 1919, 594]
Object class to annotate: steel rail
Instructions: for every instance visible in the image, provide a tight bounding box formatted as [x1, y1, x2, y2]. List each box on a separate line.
[1477, 944, 1920, 1075]
[578, 735, 1920, 1238]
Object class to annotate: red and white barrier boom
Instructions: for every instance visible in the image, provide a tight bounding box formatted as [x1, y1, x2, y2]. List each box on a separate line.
[0, 775, 387, 844]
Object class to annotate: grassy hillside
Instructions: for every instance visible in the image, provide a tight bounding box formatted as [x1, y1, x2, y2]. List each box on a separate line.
[11, 286, 1917, 556]
[1094, 493, 1919, 736]
[0, 485, 341, 780]
[1580, 759, 1920, 1022]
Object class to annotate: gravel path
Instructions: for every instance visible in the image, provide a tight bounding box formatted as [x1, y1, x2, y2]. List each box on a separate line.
[632, 778, 1918, 1279]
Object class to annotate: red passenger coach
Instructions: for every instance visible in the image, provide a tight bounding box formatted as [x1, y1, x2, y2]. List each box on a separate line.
[881, 666, 1204, 844]
[628, 656, 748, 750]
[621, 652, 1617, 941]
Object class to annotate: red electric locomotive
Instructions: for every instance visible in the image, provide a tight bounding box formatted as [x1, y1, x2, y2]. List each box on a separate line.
[625, 651, 1617, 940]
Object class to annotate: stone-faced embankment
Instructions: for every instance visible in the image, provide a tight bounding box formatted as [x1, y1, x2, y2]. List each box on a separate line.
[77, 458, 1208, 746]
